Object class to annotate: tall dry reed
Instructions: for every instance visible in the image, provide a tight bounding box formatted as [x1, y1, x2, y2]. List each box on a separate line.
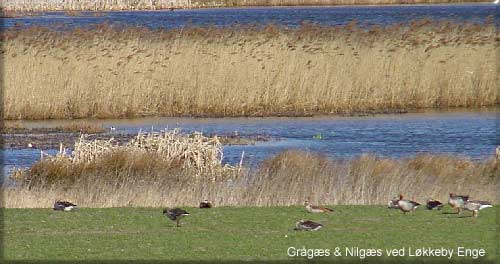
[4, 150, 499, 208]
[3, 20, 498, 120]
[1, 0, 487, 12]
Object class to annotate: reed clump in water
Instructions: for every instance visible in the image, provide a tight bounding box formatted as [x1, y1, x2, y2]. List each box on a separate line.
[10, 130, 239, 187]
[5, 149, 499, 208]
[3, 19, 498, 120]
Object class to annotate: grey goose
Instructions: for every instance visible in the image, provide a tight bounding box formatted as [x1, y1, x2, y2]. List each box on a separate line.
[163, 208, 190, 227]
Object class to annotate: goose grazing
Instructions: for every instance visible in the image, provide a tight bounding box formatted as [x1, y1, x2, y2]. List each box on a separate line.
[388, 197, 400, 209]
[396, 194, 420, 214]
[199, 199, 212, 209]
[294, 220, 323, 231]
[163, 208, 189, 227]
[448, 193, 469, 214]
[304, 201, 333, 213]
[53, 200, 77, 211]
[463, 200, 493, 218]
[426, 198, 444, 210]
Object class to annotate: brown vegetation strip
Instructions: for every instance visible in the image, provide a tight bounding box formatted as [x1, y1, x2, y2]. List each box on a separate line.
[3, 20, 498, 120]
[4, 150, 499, 208]
[1, 0, 488, 12]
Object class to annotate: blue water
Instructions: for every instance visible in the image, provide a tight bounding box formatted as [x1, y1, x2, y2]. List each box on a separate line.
[2, 110, 497, 179]
[3, 4, 499, 29]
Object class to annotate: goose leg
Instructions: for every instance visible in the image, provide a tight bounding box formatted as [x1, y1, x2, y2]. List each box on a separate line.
[176, 220, 180, 227]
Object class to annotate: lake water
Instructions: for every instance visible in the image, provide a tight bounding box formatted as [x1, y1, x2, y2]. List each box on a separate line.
[2, 109, 498, 179]
[3, 4, 499, 29]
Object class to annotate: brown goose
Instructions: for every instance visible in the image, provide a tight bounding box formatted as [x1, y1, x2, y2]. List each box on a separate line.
[53, 200, 77, 211]
[397, 194, 421, 214]
[463, 200, 493, 218]
[304, 201, 333, 213]
[426, 198, 444, 210]
[163, 208, 189, 227]
[448, 193, 469, 214]
[294, 220, 323, 231]
[199, 199, 212, 209]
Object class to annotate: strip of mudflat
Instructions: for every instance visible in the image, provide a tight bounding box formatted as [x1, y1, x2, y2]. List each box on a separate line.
[0, 0, 488, 12]
[2, 128, 271, 150]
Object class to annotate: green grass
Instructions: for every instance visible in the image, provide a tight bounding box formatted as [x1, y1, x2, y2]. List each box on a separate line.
[2, 206, 497, 262]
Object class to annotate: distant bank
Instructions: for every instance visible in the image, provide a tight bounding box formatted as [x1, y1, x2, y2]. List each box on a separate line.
[0, 0, 489, 12]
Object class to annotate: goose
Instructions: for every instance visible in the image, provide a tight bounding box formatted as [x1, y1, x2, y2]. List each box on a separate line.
[388, 197, 400, 209]
[304, 201, 333, 213]
[163, 208, 189, 227]
[426, 198, 444, 210]
[53, 200, 77, 211]
[199, 199, 212, 209]
[448, 193, 469, 214]
[294, 220, 323, 231]
[463, 200, 493, 218]
[396, 194, 420, 214]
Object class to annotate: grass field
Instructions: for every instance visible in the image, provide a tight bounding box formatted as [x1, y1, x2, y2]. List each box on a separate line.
[2, 206, 497, 262]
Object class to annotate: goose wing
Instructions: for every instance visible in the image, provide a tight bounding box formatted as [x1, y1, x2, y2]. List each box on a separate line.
[302, 220, 323, 230]
[171, 208, 189, 216]
[62, 201, 77, 207]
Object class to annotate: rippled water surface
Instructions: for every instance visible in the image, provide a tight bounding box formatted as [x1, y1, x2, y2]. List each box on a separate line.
[3, 4, 499, 29]
[2, 110, 498, 178]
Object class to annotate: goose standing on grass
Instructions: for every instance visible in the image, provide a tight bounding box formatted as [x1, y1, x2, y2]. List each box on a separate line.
[426, 198, 444, 210]
[163, 208, 189, 227]
[199, 199, 212, 209]
[448, 193, 469, 214]
[53, 200, 77, 211]
[294, 220, 323, 231]
[463, 200, 493, 218]
[396, 194, 420, 214]
[304, 201, 333, 213]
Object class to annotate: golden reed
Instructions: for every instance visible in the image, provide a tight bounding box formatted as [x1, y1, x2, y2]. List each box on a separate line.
[3, 151, 498, 208]
[2, 20, 498, 120]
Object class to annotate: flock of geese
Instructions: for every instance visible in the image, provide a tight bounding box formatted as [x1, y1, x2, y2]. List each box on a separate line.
[387, 193, 493, 218]
[53, 194, 493, 231]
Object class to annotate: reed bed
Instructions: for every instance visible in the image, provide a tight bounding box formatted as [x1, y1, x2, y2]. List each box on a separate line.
[4, 149, 499, 208]
[3, 20, 498, 120]
[0, 0, 487, 12]
[9, 130, 239, 186]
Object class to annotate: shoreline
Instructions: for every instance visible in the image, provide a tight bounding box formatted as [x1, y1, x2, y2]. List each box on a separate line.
[2, 106, 498, 123]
